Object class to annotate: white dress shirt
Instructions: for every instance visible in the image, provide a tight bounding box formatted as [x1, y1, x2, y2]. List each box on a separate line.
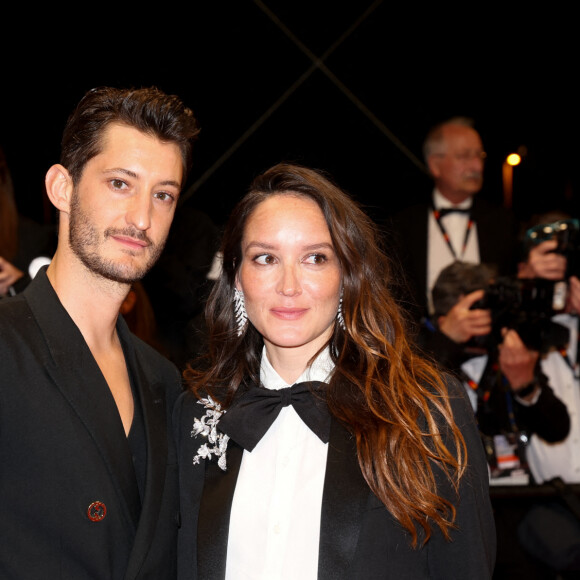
[461, 354, 488, 413]
[427, 189, 480, 314]
[527, 314, 580, 483]
[225, 347, 334, 580]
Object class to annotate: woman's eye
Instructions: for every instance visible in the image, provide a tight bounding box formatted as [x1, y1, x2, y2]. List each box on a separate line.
[154, 191, 175, 203]
[254, 254, 275, 265]
[304, 253, 327, 264]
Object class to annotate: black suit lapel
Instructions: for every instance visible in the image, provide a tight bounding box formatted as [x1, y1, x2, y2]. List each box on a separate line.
[318, 418, 369, 580]
[24, 269, 141, 529]
[197, 440, 244, 579]
[121, 322, 171, 578]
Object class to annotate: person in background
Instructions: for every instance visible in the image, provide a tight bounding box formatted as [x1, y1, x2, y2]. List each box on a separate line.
[425, 260, 569, 457]
[425, 257, 572, 580]
[517, 215, 580, 578]
[0, 86, 199, 579]
[175, 162, 496, 579]
[390, 116, 518, 323]
[526, 226, 580, 483]
[0, 143, 55, 296]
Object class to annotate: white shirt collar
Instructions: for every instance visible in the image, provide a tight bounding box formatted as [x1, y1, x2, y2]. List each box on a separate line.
[433, 188, 473, 210]
[260, 346, 335, 391]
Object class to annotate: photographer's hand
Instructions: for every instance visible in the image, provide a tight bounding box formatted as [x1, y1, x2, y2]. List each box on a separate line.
[438, 289, 492, 344]
[519, 239, 566, 280]
[498, 328, 540, 399]
[0, 256, 24, 296]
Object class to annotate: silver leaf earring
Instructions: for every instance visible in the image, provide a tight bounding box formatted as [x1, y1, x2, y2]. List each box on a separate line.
[337, 291, 346, 331]
[234, 288, 248, 336]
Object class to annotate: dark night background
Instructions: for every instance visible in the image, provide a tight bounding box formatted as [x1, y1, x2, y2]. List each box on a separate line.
[1, 2, 578, 232]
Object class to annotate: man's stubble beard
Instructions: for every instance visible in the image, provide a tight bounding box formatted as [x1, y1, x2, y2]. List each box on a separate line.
[68, 191, 166, 284]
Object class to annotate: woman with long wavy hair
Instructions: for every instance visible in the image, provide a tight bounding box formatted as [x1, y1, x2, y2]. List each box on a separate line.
[176, 162, 495, 579]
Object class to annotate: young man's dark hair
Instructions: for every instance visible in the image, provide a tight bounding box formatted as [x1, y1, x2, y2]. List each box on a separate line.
[60, 86, 200, 185]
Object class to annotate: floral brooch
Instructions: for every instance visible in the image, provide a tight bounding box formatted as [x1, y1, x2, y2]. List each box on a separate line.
[191, 396, 229, 471]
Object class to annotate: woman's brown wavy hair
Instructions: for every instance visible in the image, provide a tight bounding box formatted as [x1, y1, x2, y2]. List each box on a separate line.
[184, 162, 467, 546]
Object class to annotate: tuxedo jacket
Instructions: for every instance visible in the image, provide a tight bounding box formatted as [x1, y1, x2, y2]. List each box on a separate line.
[388, 195, 518, 321]
[0, 268, 182, 579]
[175, 377, 496, 579]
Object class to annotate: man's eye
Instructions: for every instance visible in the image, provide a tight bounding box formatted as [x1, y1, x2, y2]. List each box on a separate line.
[111, 179, 128, 190]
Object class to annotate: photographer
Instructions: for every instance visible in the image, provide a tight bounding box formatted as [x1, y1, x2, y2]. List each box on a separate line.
[420, 261, 570, 453]
[419, 210, 580, 578]
[526, 274, 580, 483]
[517, 215, 580, 484]
[514, 216, 580, 577]
[420, 259, 572, 579]
[519, 238, 568, 281]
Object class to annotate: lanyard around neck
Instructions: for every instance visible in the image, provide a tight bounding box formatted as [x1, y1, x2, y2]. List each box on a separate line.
[464, 358, 521, 434]
[559, 347, 580, 379]
[432, 204, 474, 261]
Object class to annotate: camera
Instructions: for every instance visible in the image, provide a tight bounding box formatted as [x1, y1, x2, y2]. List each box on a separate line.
[525, 218, 580, 278]
[471, 276, 569, 353]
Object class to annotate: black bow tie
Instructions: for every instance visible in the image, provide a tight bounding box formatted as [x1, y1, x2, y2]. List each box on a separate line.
[218, 381, 330, 451]
[436, 207, 471, 217]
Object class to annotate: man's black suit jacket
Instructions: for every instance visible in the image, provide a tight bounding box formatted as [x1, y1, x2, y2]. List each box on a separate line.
[174, 378, 496, 579]
[389, 195, 518, 322]
[0, 268, 182, 579]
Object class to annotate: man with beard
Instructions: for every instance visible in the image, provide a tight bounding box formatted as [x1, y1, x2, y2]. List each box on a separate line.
[0, 86, 199, 579]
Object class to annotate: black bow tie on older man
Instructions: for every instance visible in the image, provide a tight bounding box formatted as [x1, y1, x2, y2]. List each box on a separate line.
[436, 207, 471, 217]
[218, 381, 331, 451]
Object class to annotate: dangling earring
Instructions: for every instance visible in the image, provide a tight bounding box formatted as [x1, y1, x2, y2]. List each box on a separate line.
[234, 288, 248, 336]
[337, 291, 346, 331]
